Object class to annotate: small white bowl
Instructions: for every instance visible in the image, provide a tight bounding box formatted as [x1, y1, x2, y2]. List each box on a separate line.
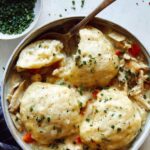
[0, 0, 42, 40]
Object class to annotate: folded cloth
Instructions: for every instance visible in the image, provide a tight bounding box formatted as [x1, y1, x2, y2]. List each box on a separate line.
[0, 142, 19, 150]
[0, 87, 21, 150]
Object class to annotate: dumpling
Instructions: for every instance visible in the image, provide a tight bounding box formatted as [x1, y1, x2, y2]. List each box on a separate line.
[20, 82, 90, 144]
[79, 88, 143, 150]
[16, 40, 64, 71]
[53, 27, 119, 87]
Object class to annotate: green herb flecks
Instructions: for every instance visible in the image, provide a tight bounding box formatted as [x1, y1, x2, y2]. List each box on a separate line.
[0, 0, 36, 35]
[72, 0, 75, 5]
[86, 118, 90, 122]
[36, 115, 45, 124]
[59, 14, 62, 17]
[117, 127, 122, 132]
[77, 86, 84, 95]
[47, 117, 51, 122]
[111, 125, 115, 129]
[81, 0, 85, 8]
[104, 109, 107, 113]
[78, 101, 83, 108]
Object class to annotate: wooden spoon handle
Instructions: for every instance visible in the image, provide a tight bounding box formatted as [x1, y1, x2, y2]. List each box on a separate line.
[68, 0, 116, 36]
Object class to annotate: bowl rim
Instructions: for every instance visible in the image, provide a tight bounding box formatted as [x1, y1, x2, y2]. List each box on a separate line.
[1, 16, 150, 150]
[0, 0, 43, 40]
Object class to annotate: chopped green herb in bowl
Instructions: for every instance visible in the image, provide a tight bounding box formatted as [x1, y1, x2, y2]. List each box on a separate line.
[0, 0, 42, 39]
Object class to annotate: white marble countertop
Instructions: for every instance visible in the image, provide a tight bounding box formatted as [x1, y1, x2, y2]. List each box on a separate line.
[0, 0, 150, 149]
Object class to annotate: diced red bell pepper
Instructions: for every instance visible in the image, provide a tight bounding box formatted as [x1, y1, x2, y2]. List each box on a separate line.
[92, 89, 99, 99]
[23, 133, 34, 143]
[115, 50, 122, 56]
[75, 136, 82, 144]
[128, 43, 141, 57]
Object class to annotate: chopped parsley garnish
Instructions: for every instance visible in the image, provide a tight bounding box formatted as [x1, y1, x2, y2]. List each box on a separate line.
[143, 95, 147, 99]
[15, 117, 19, 122]
[86, 118, 90, 122]
[111, 113, 114, 117]
[54, 138, 65, 144]
[72, 0, 75, 5]
[29, 106, 33, 112]
[81, 0, 85, 8]
[83, 61, 86, 65]
[117, 128, 122, 132]
[95, 109, 99, 113]
[59, 14, 62, 17]
[59, 81, 65, 85]
[111, 125, 115, 129]
[78, 101, 83, 108]
[78, 49, 81, 54]
[119, 114, 122, 118]
[104, 110, 107, 113]
[53, 53, 56, 56]
[36, 116, 45, 123]
[140, 128, 142, 132]
[71, 7, 76, 10]
[77, 86, 84, 95]
[0, 0, 36, 35]
[47, 117, 51, 122]
[104, 98, 109, 103]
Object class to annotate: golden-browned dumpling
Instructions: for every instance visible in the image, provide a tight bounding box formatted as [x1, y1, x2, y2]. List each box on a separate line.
[16, 40, 64, 71]
[80, 88, 143, 150]
[53, 27, 119, 87]
[20, 82, 90, 144]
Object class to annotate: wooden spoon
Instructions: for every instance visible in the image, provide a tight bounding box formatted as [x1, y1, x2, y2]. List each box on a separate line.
[40, 0, 116, 54]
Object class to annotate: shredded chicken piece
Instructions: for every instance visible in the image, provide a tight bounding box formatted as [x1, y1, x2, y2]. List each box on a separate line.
[108, 31, 126, 42]
[31, 74, 42, 82]
[8, 80, 27, 113]
[11, 113, 23, 132]
[130, 70, 148, 95]
[120, 52, 150, 111]
[132, 95, 150, 111]
[129, 70, 150, 110]
[7, 72, 22, 103]
[118, 70, 126, 83]
[124, 81, 128, 93]
[7, 83, 20, 103]
[123, 41, 132, 49]
[123, 54, 131, 60]
[119, 59, 125, 67]
[123, 53, 149, 73]
[123, 53, 137, 61]
[126, 60, 149, 74]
